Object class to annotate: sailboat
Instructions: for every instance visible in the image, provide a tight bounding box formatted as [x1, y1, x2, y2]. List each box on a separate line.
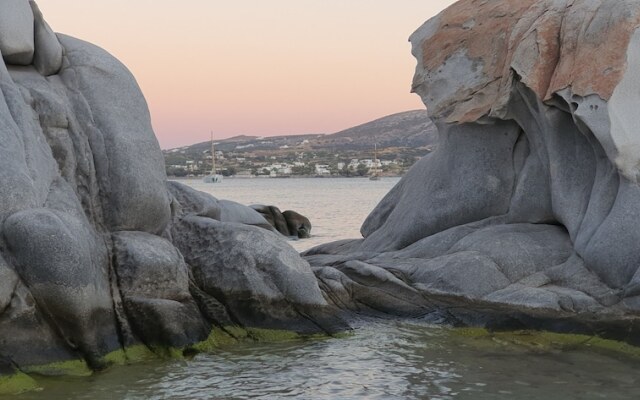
[369, 143, 381, 181]
[203, 131, 223, 183]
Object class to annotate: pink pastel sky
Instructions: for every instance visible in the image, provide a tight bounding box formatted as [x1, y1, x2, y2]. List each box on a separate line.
[37, 0, 456, 149]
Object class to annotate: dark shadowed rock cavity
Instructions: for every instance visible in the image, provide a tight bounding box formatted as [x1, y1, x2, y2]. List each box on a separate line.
[251, 204, 312, 238]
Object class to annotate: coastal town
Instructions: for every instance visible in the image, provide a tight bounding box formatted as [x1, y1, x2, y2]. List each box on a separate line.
[163, 110, 437, 178]
[164, 142, 428, 178]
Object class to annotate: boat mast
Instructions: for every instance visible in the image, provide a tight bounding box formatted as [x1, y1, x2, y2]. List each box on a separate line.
[373, 143, 378, 175]
[210, 131, 216, 175]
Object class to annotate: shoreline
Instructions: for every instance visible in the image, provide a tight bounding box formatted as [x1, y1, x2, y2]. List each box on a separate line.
[167, 175, 404, 180]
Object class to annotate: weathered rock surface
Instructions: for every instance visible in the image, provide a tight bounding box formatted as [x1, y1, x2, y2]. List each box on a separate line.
[171, 216, 342, 334]
[0, 0, 35, 65]
[4, 0, 640, 391]
[30, 1, 63, 76]
[0, 1, 346, 386]
[305, 0, 640, 344]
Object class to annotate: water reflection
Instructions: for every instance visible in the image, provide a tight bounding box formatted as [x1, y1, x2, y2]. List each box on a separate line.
[15, 319, 640, 400]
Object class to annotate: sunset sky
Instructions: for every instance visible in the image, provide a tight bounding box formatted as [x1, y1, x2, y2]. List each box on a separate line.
[37, 0, 456, 149]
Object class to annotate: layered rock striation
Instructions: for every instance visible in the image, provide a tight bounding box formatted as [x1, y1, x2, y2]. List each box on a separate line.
[306, 0, 640, 342]
[0, 0, 345, 387]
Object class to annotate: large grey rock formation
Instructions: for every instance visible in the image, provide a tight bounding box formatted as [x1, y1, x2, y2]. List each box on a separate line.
[4, 0, 640, 391]
[0, 0, 346, 386]
[305, 0, 640, 343]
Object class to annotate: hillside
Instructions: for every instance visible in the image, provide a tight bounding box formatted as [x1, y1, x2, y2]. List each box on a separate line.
[164, 110, 435, 154]
[164, 110, 437, 177]
[315, 110, 437, 150]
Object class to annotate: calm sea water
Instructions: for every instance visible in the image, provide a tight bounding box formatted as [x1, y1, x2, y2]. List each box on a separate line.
[178, 177, 400, 252]
[10, 178, 640, 399]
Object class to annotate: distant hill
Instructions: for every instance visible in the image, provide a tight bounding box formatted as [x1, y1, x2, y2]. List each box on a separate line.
[315, 110, 436, 150]
[164, 110, 436, 155]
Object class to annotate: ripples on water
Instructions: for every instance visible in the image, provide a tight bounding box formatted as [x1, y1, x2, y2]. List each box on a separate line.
[11, 178, 640, 399]
[19, 319, 640, 400]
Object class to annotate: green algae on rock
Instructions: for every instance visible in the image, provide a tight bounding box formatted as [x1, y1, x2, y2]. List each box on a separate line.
[452, 328, 640, 359]
[0, 372, 39, 396]
[23, 360, 92, 378]
[191, 325, 344, 354]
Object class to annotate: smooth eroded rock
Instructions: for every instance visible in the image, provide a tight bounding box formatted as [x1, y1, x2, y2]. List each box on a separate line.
[112, 232, 209, 348]
[0, 0, 34, 65]
[30, 1, 63, 76]
[305, 0, 640, 342]
[172, 215, 347, 335]
[0, 2, 348, 383]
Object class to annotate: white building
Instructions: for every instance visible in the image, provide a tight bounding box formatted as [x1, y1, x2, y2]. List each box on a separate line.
[185, 160, 203, 172]
[266, 163, 293, 176]
[315, 164, 331, 175]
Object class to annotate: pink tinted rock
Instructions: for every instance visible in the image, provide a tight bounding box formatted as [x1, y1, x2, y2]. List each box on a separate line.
[411, 0, 640, 123]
